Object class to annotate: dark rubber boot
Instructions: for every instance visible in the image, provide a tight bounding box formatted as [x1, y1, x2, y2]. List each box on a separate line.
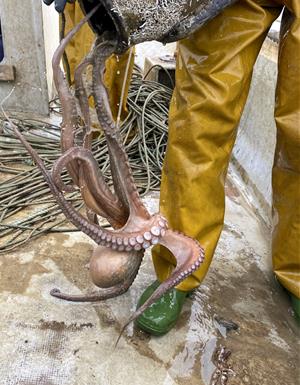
[136, 280, 189, 336]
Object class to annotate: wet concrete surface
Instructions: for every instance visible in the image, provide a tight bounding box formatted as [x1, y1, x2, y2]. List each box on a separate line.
[0, 172, 299, 385]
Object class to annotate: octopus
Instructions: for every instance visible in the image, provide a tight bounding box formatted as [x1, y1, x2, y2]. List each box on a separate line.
[12, 6, 204, 336]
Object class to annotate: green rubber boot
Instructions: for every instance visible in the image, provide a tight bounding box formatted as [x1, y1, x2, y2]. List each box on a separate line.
[291, 293, 300, 323]
[136, 280, 189, 336]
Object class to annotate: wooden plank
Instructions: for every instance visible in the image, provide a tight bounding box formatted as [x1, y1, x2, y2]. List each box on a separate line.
[0, 65, 15, 81]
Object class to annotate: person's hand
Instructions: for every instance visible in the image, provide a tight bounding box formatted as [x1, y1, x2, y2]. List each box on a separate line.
[43, 0, 72, 13]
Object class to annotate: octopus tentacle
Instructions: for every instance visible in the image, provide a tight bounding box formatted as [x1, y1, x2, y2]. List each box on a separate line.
[92, 39, 150, 222]
[52, 147, 127, 226]
[50, 283, 129, 302]
[72, 45, 129, 228]
[50, 272, 137, 302]
[12, 125, 167, 251]
[52, 6, 100, 185]
[73, 53, 105, 224]
[73, 41, 133, 228]
[117, 229, 205, 343]
[92, 41, 129, 218]
[52, 147, 125, 223]
[74, 52, 94, 149]
[79, 180, 122, 228]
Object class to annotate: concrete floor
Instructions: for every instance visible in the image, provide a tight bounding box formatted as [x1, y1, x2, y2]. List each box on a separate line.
[0, 170, 299, 385]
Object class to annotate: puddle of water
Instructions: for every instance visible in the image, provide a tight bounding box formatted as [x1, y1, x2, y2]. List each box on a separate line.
[267, 327, 291, 352]
[201, 336, 217, 385]
[167, 288, 225, 384]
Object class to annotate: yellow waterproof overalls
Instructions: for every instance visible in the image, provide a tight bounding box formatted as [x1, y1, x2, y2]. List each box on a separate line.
[153, 0, 300, 299]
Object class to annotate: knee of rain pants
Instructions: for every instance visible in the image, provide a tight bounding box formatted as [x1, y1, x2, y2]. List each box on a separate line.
[61, 2, 134, 121]
[272, 5, 300, 299]
[152, 0, 282, 292]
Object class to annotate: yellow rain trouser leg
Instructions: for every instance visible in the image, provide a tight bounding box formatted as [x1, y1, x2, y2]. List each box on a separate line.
[272, 6, 300, 299]
[62, 2, 134, 120]
[152, 0, 283, 292]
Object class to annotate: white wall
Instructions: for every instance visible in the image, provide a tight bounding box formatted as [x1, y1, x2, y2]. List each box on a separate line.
[0, 0, 49, 115]
[42, 3, 59, 100]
